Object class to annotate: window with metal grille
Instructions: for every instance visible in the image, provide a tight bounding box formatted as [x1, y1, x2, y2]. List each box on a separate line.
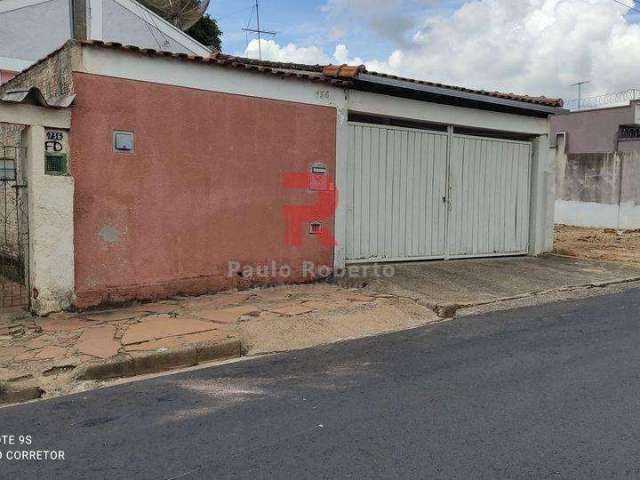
[45, 154, 67, 175]
[0, 158, 16, 181]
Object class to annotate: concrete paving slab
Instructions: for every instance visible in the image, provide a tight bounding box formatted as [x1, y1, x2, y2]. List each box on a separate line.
[192, 306, 261, 324]
[37, 317, 95, 333]
[1, 345, 27, 359]
[76, 325, 119, 359]
[80, 310, 143, 322]
[35, 346, 68, 360]
[121, 316, 217, 345]
[360, 255, 640, 307]
[183, 293, 252, 310]
[128, 303, 180, 314]
[26, 336, 58, 350]
[14, 350, 38, 361]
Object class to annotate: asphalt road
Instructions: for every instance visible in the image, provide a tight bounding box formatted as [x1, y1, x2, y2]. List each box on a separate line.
[3, 288, 640, 479]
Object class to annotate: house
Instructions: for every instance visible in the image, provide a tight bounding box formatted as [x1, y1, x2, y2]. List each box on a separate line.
[551, 101, 640, 229]
[0, 0, 210, 83]
[0, 40, 563, 314]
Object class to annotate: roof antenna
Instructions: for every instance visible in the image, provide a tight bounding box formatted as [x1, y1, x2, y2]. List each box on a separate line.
[242, 0, 276, 60]
[570, 80, 590, 110]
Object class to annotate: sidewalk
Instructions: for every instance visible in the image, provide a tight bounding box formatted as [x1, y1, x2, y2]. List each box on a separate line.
[3, 254, 640, 405]
[346, 255, 640, 315]
[0, 283, 436, 403]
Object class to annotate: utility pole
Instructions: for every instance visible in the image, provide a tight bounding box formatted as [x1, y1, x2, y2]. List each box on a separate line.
[571, 81, 590, 110]
[242, 0, 276, 60]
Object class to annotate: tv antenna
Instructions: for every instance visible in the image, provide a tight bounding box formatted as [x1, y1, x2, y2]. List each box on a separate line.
[570, 80, 590, 110]
[242, 0, 276, 60]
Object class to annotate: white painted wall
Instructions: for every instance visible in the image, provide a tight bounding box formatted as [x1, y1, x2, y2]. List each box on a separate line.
[555, 201, 640, 230]
[97, 0, 210, 55]
[0, 0, 210, 75]
[0, 0, 72, 70]
[22, 125, 75, 314]
[0, 101, 75, 314]
[530, 134, 555, 254]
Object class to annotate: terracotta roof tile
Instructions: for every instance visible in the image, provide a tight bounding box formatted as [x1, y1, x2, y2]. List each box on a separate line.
[323, 64, 365, 79]
[355, 69, 563, 108]
[80, 41, 561, 108]
[78, 40, 353, 87]
[4, 40, 562, 110]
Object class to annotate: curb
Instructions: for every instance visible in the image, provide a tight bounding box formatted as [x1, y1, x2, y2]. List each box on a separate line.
[423, 276, 640, 318]
[75, 339, 242, 381]
[0, 379, 44, 405]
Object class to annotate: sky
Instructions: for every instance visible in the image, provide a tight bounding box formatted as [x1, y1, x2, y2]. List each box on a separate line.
[206, 0, 640, 105]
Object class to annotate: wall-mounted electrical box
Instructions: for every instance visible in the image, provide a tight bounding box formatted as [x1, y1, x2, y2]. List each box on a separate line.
[44, 129, 69, 175]
[309, 162, 328, 191]
[113, 131, 134, 153]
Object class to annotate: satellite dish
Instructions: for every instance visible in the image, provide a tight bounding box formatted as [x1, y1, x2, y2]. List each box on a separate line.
[138, 0, 210, 31]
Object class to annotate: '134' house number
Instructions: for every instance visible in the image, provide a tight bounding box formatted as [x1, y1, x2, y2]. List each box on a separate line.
[45, 130, 65, 153]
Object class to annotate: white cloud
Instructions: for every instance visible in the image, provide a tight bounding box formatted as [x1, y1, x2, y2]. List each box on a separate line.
[321, 0, 428, 45]
[245, 0, 640, 102]
[244, 39, 331, 65]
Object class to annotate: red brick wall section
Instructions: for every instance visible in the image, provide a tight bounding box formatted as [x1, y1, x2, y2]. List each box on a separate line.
[0, 70, 16, 85]
[70, 73, 336, 308]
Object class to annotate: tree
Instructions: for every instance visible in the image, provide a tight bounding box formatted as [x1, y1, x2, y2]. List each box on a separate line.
[186, 14, 222, 51]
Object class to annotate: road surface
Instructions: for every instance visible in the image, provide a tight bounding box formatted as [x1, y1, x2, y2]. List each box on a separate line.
[2, 288, 640, 479]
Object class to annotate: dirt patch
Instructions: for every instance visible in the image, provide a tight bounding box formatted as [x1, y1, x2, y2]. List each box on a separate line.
[232, 297, 438, 355]
[554, 225, 640, 265]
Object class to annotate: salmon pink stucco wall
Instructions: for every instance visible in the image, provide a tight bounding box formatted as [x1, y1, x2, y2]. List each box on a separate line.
[0, 70, 16, 85]
[70, 73, 337, 308]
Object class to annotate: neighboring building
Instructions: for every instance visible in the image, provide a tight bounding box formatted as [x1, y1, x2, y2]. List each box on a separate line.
[551, 102, 640, 229]
[0, 40, 562, 314]
[0, 0, 210, 83]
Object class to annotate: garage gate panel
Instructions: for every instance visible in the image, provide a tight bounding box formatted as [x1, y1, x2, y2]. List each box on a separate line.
[346, 123, 449, 262]
[346, 123, 532, 263]
[447, 135, 532, 257]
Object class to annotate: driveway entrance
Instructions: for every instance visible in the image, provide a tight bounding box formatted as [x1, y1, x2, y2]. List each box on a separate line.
[345, 122, 532, 263]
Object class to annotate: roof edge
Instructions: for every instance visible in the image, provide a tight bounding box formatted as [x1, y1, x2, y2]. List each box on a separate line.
[322, 64, 563, 109]
[0, 86, 75, 109]
[357, 73, 563, 115]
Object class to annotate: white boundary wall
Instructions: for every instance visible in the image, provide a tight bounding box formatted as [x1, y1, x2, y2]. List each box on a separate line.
[0, 103, 74, 314]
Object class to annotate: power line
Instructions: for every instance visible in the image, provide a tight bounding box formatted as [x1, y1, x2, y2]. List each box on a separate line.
[138, 4, 171, 49]
[609, 0, 640, 14]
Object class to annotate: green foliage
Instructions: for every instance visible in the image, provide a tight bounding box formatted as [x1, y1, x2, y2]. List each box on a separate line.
[186, 14, 222, 51]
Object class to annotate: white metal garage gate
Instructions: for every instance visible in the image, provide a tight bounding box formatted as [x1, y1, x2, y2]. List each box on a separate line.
[346, 122, 532, 263]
